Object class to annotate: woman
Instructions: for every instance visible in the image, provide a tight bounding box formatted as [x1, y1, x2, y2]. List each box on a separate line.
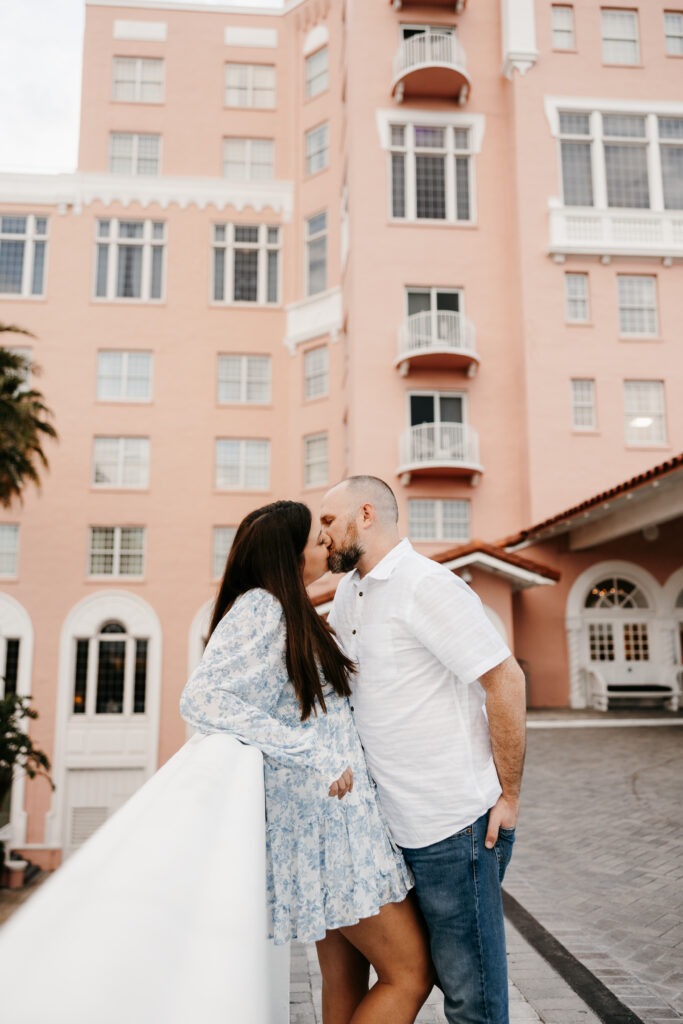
[180, 500, 434, 1024]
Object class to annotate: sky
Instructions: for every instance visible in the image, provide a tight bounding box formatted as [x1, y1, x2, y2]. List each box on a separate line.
[0, 0, 283, 175]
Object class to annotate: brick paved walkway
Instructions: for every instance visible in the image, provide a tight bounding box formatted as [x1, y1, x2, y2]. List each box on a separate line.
[504, 725, 683, 1023]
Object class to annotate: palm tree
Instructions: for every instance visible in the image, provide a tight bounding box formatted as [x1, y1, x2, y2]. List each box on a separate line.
[0, 324, 57, 507]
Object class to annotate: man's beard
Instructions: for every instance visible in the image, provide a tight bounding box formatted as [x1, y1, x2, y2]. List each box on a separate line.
[328, 539, 364, 573]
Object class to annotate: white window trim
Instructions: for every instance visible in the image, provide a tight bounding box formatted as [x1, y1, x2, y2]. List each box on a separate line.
[408, 498, 471, 542]
[0, 214, 49, 299]
[665, 12, 683, 56]
[222, 137, 274, 182]
[217, 354, 272, 404]
[304, 432, 329, 489]
[224, 62, 276, 109]
[96, 350, 154, 403]
[211, 223, 281, 307]
[108, 132, 162, 176]
[305, 45, 329, 99]
[399, 24, 456, 40]
[551, 5, 576, 51]
[87, 526, 146, 580]
[0, 525, 20, 579]
[406, 389, 468, 427]
[305, 122, 329, 176]
[404, 286, 464, 316]
[304, 345, 329, 401]
[623, 380, 668, 447]
[92, 437, 150, 490]
[546, 97, 683, 213]
[304, 211, 328, 298]
[93, 218, 166, 303]
[215, 439, 271, 492]
[570, 378, 597, 431]
[112, 56, 165, 104]
[617, 275, 659, 338]
[564, 272, 590, 323]
[600, 8, 640, 66]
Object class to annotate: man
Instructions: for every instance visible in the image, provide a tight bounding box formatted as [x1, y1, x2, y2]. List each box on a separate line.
[320, 475, 526, 1024]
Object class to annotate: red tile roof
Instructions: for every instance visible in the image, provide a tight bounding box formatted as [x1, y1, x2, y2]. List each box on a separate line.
[499, 453, 683, 549]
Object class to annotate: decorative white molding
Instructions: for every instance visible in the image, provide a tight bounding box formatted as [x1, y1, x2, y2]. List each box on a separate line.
[113, 19, 167, 40]
[303, 24, 329, 56]
[500, 0, 538, 79]
[0, 172, 294, 222]
[548, 201, 683, 261]
[376, 108, 486, 153]
[283, 286, 342, 353]
[45, 591, 163, 850]
[440, 552, 556, 591]
[544, 95, 683, 136]
[224, 26, 277, 48]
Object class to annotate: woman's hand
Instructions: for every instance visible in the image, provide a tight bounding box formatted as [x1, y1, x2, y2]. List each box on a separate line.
[328, 766, 354, 800]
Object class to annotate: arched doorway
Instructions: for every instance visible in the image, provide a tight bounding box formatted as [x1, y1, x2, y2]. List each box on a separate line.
[46, 592, 162, 859]
[566, 562, 661, 708]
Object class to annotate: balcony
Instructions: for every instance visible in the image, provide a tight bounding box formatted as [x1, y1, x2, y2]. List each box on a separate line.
[396, 310, 479, 376]
[548, 201, 683, 263]
[392, 34, 470, 104]
[391, 1, 467, 9]
[397, 422, 482, 485]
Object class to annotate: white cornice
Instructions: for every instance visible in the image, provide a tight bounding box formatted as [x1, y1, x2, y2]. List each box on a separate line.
[376, 109, 486, 153]
[0, 172, 294, 220]
[440, 552, 556, 590]
[87, 0, 307, 15]
[283, 286, 342, 352]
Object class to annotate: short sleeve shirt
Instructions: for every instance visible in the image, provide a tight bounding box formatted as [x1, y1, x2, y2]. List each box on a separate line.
[329, 539, 511, 848]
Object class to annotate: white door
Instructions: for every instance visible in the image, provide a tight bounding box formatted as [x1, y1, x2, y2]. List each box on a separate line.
[584, 575, 654, 689]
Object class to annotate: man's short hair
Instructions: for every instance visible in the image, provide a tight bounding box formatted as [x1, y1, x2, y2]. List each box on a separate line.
[343, 475, 399, 525]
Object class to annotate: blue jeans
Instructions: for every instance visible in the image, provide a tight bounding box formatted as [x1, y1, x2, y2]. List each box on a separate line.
[401, 812, 515, 1024]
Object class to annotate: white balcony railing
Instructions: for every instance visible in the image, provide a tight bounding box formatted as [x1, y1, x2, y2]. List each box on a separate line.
[398, 422, 481, 476]
[397, 310, 478, 367]
[548, 203, 683, 260]
[392, 33, 469, 101]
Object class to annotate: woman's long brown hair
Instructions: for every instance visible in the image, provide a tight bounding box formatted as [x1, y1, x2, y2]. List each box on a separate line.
[209, 500, 354, 720]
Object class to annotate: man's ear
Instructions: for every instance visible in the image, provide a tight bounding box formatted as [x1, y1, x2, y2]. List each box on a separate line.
[360, 503, 375, 527]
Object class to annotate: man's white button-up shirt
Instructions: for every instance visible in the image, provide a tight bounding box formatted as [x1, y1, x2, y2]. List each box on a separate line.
[328, 539, 511, 849]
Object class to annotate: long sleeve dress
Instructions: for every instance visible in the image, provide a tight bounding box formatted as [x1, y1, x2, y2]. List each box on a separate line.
[180, 587, 412, 945]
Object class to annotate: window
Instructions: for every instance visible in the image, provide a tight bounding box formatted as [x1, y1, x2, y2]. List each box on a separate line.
[95, 219, 165, 301]
[88, 527, 145, 577]
[390, 123, 473, 222]
[665, 12, 683, 55]
[304, 346, 329, 400]
[109, 133, 161, 175]
[72, 620, 148, 716]
[0, 215, 48, 297]
[217, 355, 271, 403]
[559, 113, 594, 206]
[623, 381, 667, 444]
[565, 273, 590, 321]
[215, 439, 270, 490]
[304, 433, 328, 488]
[552, 5, 575, 49]
[400, 24, 455, 41]
[0, 525, 19, 577]
[92, 437, 150, 488]
[97, 351, 152, 401]
[4, 346, 31, 391]
[601, 9, 639, 64]
[212, 224, 280, 305]
[112, 57, 164, 103]
[306, 47, 328, 98]
[558, 111, 683, 211]
[571, 379, 596, 430]
[408, 499, 470, 542]
[617, 276, 658, 335]
[660, 117, 683, 210]
[224, 63, 275, 109]
[213, 526, 237, 579]
[305, 123, 329, 175]
[1, 638, 20, 698]
[410, 391, 464, 427]
[305, 212, 327, 296]
[223, 138, 274, 182]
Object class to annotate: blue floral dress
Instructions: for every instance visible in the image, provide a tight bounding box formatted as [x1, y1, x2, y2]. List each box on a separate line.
[180, 587, 412, 945]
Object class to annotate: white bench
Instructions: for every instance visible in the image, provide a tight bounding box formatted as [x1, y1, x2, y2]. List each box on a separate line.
[582, 665, 681, 712]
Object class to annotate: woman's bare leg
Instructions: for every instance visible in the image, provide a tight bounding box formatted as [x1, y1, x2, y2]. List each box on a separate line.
[340, 893, 435, 1024]
[316, 928, 370, 1024]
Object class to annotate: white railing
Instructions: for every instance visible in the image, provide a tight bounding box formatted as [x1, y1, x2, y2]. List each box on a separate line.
[549, 203, 683, 259]
[399, 422, 480, 469]
[393, 32, 468, 84]
[398, 310, 477, 362]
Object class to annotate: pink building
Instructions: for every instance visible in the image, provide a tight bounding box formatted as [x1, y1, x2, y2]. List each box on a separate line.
[0, 0, 681, 870]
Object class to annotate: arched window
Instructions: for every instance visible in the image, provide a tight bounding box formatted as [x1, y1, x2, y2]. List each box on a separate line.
[73, 619, 148, 716]
[584, 577, 649, 610]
